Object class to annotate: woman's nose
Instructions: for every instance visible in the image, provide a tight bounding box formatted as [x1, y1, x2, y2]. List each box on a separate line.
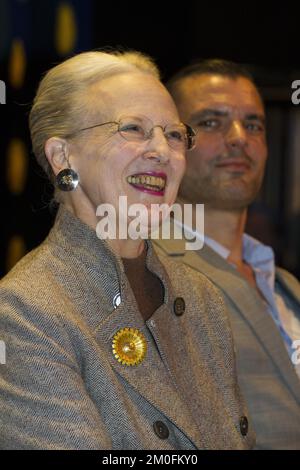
[143, 127, 170, 163]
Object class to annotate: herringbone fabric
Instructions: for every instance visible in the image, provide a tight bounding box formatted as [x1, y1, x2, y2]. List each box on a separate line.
[154, 233, 300, 449]
[0, 205, 254, 450]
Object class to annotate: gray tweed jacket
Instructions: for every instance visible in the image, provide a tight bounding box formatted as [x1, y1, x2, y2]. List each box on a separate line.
[154, 234, 300, 449]
[0, 205, 254, 450]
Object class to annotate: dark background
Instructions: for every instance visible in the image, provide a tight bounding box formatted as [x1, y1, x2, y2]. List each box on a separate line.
[1, 0, 300, 278]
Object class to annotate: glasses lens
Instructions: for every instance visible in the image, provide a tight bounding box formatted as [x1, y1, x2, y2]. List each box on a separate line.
[164, 123, 196, 150]
[164, 123, 187, 150]
[185, 124, 196, 150]
[118, 117, 146, 141]
[118, 116, 196, 151]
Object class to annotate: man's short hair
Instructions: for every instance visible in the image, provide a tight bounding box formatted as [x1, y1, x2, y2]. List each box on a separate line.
[167, 58, 256, 93]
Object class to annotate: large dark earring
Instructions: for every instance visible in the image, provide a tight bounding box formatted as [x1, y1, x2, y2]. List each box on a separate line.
[56, 168, 79, 191]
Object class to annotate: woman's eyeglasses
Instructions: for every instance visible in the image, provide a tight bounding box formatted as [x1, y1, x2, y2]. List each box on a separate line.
[65, 115, 196, 151]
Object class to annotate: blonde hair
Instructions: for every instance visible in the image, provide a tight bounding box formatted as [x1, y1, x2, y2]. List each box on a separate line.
[29, 50, 160, 183]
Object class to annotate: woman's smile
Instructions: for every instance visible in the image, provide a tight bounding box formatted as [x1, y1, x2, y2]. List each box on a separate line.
[126, 171, 167, 196]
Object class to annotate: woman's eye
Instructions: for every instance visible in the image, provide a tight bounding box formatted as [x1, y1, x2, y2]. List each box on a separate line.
[167, 130, 184, 141]
[120, 123, 143, 133]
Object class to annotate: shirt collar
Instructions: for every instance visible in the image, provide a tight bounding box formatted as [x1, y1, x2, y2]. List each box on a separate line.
[242, 233, 276, 290]
[176, 215, 276, 290]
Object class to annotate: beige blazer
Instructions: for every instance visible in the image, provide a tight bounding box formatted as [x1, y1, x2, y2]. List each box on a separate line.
[0, 205, 254, 449]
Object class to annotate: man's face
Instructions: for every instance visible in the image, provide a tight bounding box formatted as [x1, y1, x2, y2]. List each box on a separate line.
[174, 74, 267, 210]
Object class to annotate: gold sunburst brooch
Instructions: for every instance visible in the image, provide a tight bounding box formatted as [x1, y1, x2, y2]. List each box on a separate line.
[112, 327, 147, 366]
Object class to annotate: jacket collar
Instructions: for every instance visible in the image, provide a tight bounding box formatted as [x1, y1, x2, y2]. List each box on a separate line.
[47, 203, 123, 275]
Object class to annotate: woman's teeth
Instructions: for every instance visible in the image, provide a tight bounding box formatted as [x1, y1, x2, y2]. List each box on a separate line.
[127, 175, 166, 192]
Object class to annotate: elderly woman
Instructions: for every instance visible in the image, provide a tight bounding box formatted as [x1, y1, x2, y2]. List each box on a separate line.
[0, 50, 254, 450]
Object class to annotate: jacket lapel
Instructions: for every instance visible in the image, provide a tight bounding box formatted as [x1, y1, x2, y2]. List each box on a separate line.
[93, 275, 202, 449]
[154, 237, 300, 403]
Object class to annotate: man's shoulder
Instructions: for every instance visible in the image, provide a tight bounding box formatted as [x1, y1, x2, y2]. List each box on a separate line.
[275, 266, 300, 300]
[276, 266, 299, 282]
[153, 237, 227, 273]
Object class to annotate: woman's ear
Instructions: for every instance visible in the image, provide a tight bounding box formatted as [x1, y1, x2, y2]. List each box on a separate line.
[44, 137, 69, 176]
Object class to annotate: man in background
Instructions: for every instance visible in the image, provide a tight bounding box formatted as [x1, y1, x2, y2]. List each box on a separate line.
[155, 59, 300, 449]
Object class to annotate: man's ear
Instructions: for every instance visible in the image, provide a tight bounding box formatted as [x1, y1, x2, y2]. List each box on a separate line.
[44, 137, 69, 176]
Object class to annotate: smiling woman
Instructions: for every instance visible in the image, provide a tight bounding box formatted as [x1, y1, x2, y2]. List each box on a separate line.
[0, 50, 254, 450]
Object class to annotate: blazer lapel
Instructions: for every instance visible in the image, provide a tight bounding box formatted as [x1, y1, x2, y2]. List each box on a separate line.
[93, 278, 202, 449]
[154, 238, 300, 403]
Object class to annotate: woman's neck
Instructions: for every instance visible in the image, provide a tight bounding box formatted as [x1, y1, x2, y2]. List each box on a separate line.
[106, 238, 146, 259]
[62, 199, 146, 259]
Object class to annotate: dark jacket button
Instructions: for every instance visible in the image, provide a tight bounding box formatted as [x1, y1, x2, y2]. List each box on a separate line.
[153, 420, 169, 439]
[173, 297, 185, 316]
[240, 416, 249, 436]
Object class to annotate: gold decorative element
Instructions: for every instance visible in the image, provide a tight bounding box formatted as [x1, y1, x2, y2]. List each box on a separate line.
[112, 328, 147, 366]
[55, 2, 77, 56]
[8, 38, 26, 89]
[6, 138, 28, 194]
[6, 235, 26, 272]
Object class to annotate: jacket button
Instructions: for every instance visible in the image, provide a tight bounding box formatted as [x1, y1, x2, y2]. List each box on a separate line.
[173, 297, 185, 316]
[153, 420, 169, 439]
[113, 293, 121, 309]
[239, 416, 249, 436]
